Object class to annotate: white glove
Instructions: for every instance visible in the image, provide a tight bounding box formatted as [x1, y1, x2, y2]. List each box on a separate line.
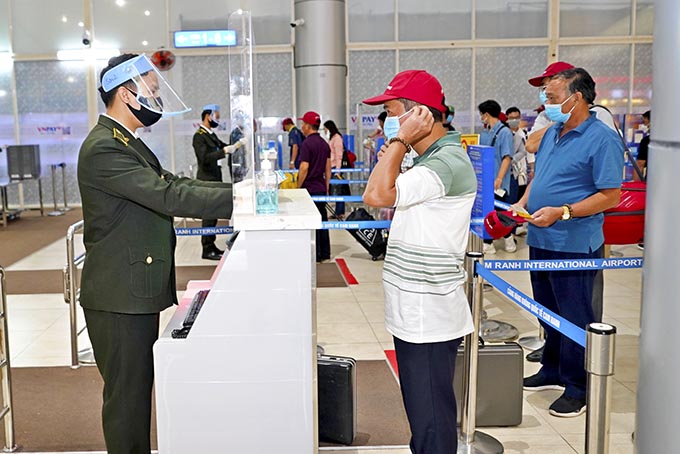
[223, 143, 239, 155]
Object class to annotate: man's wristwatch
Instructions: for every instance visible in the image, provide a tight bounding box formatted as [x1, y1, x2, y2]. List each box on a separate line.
[561, 204, 573, 221]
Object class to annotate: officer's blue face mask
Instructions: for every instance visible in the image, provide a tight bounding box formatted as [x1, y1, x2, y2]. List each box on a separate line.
[538, 88, 548, 105]
[383, 108, 414, 140]
[544, 93, 576, 123]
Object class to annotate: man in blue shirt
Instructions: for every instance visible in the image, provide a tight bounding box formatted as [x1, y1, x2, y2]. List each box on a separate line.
[515, 68, 623, 417]
[479, 99, 515, 254]
[283, 117, 305, 169]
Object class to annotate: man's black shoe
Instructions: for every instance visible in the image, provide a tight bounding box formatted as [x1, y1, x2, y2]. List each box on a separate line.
[202, 250, 222, 261]
[549, 394, 586, 418]
[213, 246, 224, 254]
[526, 345, 544, 363]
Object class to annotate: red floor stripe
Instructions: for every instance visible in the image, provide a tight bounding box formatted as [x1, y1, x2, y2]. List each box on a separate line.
[334, 257, 358, 285]
[384, 349, 399, 378]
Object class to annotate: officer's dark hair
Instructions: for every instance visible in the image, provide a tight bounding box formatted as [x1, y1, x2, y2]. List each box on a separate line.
[506, 106, 520, 116]
[396, 98, 443, 123]
[554, 68, 597, 105]
[378, 111, 387, 123]
[478, 100, 501, 118]
[642, 110, 651, 120]
[201, 109, 213, 121]
[99, 53, 140, 107]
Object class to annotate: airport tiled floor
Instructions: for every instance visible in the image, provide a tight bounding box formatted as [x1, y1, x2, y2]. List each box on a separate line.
[4, 226, 641, 453]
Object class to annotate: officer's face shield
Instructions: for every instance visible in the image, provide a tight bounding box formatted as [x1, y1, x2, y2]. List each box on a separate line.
[101, 54, 190, 117]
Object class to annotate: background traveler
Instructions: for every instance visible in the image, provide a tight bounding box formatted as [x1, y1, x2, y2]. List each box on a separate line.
[479, 99, 515, 254]
[297, 111, 332, 263]
[283, 116, 305, 169]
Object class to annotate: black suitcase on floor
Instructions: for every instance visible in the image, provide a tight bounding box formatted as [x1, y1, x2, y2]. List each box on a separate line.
[345, 208, 388, 261]
[317, 354, 357, 444]
[453, 342, 523, 426]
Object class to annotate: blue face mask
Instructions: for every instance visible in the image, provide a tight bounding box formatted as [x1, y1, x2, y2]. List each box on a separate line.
[538, 89, 548, 105]
[383, 109, 413, 140]
[544, 94, 575, 123]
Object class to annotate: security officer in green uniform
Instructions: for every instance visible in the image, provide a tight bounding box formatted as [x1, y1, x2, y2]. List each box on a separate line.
[192, 104, 242, 260]
[78, 53, 234, 454]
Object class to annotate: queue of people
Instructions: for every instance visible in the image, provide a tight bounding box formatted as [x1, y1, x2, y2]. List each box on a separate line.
[78, 48, 635, 454]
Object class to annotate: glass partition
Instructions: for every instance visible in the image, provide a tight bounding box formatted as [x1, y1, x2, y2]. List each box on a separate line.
[228, 9, 256, 215]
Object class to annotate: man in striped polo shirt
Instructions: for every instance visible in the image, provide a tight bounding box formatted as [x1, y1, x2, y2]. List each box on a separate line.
[363, 70, 477, 454]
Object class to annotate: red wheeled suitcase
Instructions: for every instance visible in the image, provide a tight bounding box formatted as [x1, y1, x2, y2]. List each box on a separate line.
[603, 181, 646, 245]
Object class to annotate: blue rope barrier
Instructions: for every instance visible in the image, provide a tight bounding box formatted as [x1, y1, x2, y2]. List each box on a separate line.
[323, 220, 392, 230]
[279, 168, 370, 174]
[175, 226, 234, 236]
[476, 264, 587, 347]
[311, 195, 365, 202]
[494, 200, 512, 210]
[483, 257, 643, 271]
[330, 179, 369, 185]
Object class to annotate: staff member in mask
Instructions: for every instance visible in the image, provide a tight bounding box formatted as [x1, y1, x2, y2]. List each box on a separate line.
[193, 104, 242, 260]
[78, 53, 233, 453]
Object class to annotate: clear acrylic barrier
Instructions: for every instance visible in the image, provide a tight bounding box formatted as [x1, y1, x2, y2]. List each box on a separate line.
[228, 9, 256, 216]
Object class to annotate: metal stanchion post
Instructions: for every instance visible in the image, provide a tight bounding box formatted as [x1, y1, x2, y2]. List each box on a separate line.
[58, 163, 72, 212]
[47, 165, 64, 217]
[470, 232, 519, 343]
[518, 325, 546, 351]
[0, 268, 18, 452]
[459, 251, 503, 453]
[585, 323, 616, 454]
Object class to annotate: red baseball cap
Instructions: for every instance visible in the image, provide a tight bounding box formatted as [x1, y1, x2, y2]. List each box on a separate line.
[528, 61, 574, 87]
[484, 210, 527, 240]
[282, 117, 294, 130]
[298, 111, 321, 126]
[362, 70, 446, 113]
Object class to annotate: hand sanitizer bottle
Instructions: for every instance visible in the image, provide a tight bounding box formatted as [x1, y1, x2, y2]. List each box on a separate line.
[255, 159, 278, 214]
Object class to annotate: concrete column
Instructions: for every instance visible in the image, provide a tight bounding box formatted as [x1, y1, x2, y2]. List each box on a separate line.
[293, 0, 347, 130]
[636, 0, 680, 451]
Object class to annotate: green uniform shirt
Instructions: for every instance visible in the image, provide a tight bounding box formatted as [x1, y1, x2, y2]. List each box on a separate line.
[77, 115, 233, 314]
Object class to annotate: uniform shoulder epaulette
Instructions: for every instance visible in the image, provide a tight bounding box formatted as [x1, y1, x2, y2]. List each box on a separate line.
[197, 128, 207, 135]
[112, 127, 130, 147]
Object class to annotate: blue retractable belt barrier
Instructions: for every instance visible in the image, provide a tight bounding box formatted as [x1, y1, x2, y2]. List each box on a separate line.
[494, 200, 512, 210]
[280, 168, 370, 174]
[311, 195, 364, 203]
[483, 258, 643, 271]
[476, 264, 587, 347]
[323, 220, 392, 230]
[175, 226, 234, 236]
[330, 179, 369, 185]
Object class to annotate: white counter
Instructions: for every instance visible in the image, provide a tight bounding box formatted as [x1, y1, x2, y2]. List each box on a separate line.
[154, 189, 320, 453]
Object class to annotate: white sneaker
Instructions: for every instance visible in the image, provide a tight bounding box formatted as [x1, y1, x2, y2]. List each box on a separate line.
[504, 236, 517, 253]
[515, 224, 528, 236]
[483, 242, 496, 255]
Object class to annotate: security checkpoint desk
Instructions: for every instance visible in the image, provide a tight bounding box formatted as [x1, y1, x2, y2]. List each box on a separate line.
[154, 188, 321, 453]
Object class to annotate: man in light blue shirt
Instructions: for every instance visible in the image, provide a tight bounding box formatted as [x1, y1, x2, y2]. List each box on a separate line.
[515, 68, 623, 418]
[479, 99, 515, 254]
